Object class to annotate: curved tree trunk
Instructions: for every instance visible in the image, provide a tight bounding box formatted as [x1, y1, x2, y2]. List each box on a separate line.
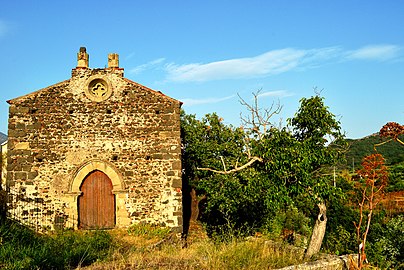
[305, 202, 327, 259]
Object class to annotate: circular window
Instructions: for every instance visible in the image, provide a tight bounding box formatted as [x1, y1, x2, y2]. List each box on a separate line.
[85, 76, 112, 102]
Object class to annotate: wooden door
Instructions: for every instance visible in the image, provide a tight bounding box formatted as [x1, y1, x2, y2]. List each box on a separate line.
[79, 170, 115, 229]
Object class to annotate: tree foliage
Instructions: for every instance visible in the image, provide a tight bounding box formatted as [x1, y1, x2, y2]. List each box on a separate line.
[181, 94, 346, 239]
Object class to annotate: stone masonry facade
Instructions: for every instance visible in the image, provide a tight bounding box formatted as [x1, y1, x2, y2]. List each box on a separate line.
[6, 48, 182, 232]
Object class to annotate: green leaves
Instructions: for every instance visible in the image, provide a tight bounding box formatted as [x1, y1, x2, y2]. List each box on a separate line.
[181, 93, 346, 237]
[289, 95, 342, 144]
[181, 111, 246, 185]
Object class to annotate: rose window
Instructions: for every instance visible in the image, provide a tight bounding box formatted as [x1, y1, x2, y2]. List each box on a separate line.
[85, 77, 112, 102]
[90, 82, 108, 97]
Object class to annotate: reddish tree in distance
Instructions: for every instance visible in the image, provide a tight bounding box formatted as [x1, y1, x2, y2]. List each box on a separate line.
[354, 153, 389, 269]
[375, 122, 404, 150]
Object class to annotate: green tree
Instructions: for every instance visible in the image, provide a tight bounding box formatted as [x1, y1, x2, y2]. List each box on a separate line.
[181, 93, 346, 257]
[181, 112, 253, 236]
[289, 95, 345, 258]
[248, 95, 345, 257]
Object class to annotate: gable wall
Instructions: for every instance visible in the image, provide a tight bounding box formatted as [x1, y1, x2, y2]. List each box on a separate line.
[6, 68, 182, 231]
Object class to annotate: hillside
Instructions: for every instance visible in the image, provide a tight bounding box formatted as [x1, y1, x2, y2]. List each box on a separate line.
[345, 133, 404, 169]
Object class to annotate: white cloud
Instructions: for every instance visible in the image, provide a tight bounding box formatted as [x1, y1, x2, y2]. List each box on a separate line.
[180, 95, 235, 106]
[129, 44, 401, 83]
[346, 45, 401, 61]
[165, 49, 307, 82]
[130, 58, 165, 74]
[257, 90, 294, 99]
[164, 47, 346, 82]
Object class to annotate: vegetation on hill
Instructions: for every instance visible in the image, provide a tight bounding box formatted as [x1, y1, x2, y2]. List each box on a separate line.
[324, 122, 404, 269]
[345, 134, 404, 169]
[343, 133, 404, 192]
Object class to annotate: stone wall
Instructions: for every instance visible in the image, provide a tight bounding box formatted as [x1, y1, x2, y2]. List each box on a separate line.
[278, 254, 358, 270]
[6, 52, 182, 232]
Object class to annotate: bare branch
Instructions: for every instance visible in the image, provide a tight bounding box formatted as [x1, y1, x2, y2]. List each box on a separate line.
[196, 90, 283, 176]
[220, 156, 227, 172]
[197, 156, 263, 175]
[238, 90, 283, 139]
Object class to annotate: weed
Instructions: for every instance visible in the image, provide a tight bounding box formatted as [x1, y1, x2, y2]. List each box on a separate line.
[127, 222, 171, 239]
[0, 218, 113, 269]
[1, 218, 310, 269]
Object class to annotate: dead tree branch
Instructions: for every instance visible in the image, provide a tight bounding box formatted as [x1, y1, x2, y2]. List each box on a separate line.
[197, 156, 263, 175]
[197, 90, 279, 175]
[238, 89, 282, 139]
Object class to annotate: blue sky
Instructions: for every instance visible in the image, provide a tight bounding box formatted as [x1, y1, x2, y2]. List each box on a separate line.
[0, 1, 403, 138]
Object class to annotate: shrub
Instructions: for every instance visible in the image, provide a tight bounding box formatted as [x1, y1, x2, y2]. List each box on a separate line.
[367, 215, 404, 269]
[323, 225, 356, 255]
[264, 205, 312, 240]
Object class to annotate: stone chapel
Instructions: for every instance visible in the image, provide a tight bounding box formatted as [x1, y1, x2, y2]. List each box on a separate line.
[6, 47, 183, 232]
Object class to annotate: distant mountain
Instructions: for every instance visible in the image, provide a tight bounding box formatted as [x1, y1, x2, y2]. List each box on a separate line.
[345, 133, 404, 169]
[0, 132, 7, 144]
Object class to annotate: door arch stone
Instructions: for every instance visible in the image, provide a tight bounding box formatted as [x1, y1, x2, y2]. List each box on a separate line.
[70, 160, 125, 194]
[68, 160, 130, 229]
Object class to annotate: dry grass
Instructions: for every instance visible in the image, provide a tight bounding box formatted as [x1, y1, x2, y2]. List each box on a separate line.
[78, 223, 307, 270]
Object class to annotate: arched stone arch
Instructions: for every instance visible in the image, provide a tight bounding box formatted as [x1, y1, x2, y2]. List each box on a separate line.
[70, 159, 125, 194]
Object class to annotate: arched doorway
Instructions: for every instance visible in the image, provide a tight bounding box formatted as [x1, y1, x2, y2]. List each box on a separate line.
[78, 170, 115, 229]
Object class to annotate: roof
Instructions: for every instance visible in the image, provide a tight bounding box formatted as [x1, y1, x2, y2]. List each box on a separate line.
[7, 73, 181, 106]
[7, 80, 70, 105]
[123, 78, 182, 105]
[0, 132, 7, 145]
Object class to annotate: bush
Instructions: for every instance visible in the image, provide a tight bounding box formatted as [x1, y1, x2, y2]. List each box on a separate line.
[323, 176, 357, 255]
[264, 205, 311, 239]
[367, 215, 404, 269]
[198, 171, 276, 239]
[323, 225, 355, 255]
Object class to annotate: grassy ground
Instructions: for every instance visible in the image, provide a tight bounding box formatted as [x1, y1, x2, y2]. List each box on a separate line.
[0, 219, 308, 270]
[79, 222, 307, 270]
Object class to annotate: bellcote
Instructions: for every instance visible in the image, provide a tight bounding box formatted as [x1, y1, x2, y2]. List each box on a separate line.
[72, 47, 124, 77]
[77, 47, 89, 68]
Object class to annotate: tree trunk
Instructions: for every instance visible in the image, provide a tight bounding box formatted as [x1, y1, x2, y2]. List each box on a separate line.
[305, 202, 327, 259]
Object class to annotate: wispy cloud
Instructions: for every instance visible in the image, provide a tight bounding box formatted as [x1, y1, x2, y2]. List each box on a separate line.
[257, 90, 294, 99]
[127, 44, 401, 83]
[125, 52, 136, 61]
[165, 48, 308, 82]
[346, 45, 401, 61]
[130, 58, 166, 74]
[163, 44, 401, 82]
[180, 95, 235, 106]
